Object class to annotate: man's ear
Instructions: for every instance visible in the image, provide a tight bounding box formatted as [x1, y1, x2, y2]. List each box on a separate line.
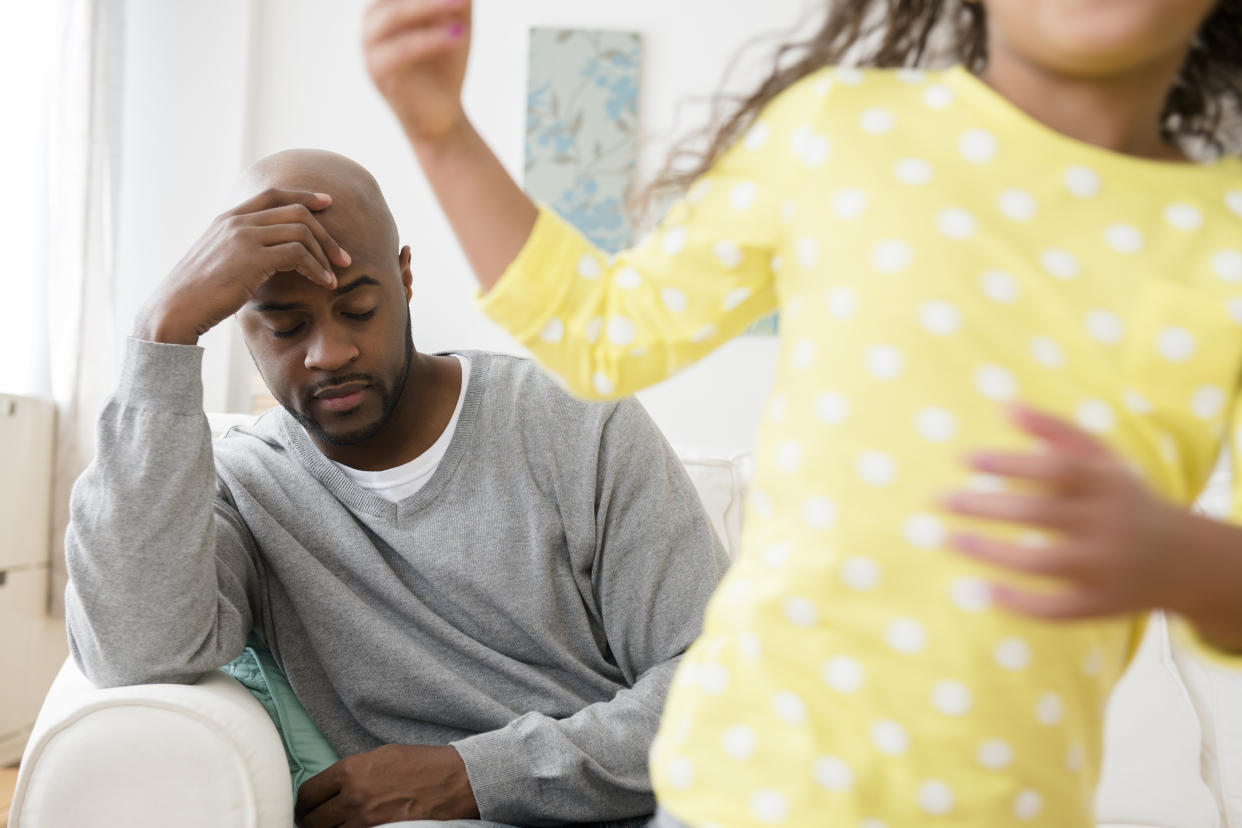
[399, 245, 413, 301]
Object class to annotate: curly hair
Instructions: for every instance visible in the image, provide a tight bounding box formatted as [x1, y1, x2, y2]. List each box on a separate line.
[653, 0, 1242, 199]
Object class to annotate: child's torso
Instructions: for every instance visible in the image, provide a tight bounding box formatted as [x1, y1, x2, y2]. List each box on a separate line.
[652, 66, 1242, 827]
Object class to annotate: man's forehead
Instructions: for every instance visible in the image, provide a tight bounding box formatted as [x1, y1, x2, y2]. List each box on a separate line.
[248, 270, 388, 309]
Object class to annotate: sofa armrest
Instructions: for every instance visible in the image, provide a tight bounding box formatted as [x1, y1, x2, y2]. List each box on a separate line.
[11, 658, 292, 828]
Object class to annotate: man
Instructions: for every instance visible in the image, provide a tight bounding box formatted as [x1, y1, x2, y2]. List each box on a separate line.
[64, 149, 728, 827]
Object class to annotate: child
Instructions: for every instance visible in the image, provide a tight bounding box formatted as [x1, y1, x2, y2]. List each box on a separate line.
[363, 0, 1242, 824]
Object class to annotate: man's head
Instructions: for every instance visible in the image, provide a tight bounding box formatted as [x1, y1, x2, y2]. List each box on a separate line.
[235, 149, 415, 447]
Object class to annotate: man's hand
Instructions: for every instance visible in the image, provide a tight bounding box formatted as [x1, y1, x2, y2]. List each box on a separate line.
[294, 744, 479, 828]
[363, 0, 472, 148]
[134, 189, 351, 345]
[942, 404, 1189, 620]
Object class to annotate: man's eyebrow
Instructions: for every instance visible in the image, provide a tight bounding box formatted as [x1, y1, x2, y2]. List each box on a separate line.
[334, 275, 381, 297]
[253, 275, 382, 313]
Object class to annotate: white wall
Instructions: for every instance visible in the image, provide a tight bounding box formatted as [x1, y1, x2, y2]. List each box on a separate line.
[114, 0, 258, 410]
[118, 0, 820, 455]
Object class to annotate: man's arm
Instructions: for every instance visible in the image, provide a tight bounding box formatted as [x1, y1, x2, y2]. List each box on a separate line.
[450, 398, 730, 824]
[66, 188, 350, 686]
[64, 340, 262, 685]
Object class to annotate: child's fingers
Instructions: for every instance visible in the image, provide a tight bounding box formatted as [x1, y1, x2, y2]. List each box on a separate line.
[989, 583, 1102, 620]
[942, 490, 1078, 530]
[1007, 403, 1110, 458]
[365, 23, 464, 78]
[364, 0, 464, 47]
[968, 449, 1091, 489]
[950, 532, 1078, 577]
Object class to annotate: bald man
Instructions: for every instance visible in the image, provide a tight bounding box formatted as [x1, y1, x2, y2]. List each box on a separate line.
[63, 149, 727, 828]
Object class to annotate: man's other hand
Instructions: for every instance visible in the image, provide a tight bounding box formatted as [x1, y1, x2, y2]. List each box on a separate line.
[294, 743, 480, 828]
[134, 188, 351, 346]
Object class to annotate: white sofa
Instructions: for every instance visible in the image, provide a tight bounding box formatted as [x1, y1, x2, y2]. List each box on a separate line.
[10, 415, 1242, 827]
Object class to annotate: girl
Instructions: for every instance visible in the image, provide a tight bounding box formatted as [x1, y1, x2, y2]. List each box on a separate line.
[363, 1, 1242, 824]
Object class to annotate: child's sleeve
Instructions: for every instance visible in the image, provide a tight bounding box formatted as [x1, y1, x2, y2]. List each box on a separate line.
[478, 78, 825, 400]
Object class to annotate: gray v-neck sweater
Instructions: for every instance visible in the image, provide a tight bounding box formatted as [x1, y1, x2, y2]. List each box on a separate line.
[64, 338, 728, 825]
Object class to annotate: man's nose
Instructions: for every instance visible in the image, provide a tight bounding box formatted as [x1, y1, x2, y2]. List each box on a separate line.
[304, 321, 360, 373]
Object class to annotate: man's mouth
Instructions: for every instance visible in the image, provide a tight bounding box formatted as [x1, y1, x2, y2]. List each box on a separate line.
[312, 382, 370, 413]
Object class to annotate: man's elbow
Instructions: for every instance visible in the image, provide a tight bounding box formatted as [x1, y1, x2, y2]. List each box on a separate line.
[71, 646, 206, 688]
[67, 619, 217, 688]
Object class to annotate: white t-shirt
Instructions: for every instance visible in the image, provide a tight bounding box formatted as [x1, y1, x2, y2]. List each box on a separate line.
[332, 354, 470, 503]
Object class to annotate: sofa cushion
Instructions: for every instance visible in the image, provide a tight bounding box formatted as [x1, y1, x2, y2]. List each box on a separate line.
[677, 449, 751, 559]
[220, 633, 339, 795]
[1095, 612, 1223, 827]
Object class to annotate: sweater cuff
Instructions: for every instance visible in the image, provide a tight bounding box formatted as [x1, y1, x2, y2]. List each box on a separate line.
[116, 336, 206, 416]
[451, 720, 543, 823]
[476, 206, 584, 344]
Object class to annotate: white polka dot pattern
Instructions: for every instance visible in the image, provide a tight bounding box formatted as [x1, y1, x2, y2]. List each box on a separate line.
[932, 680, 973, 716]
[814, 756, 854, 791]
[871, 719, 909, 755]
[485, 66, 1242, 828]
[894, 157, 933, 185]
[539, 318, 564, 343]
[977, 739, 1014, 770]
[822, 656, 866, 693]
[959, 129, 997, 164]
[904, 514, 946, 549]
[723, 725, 757, 760]
[886, 618, 927, 653]
[750, 790, 790, 824]
[872, 240, 913, 273]
[832, 188, 868, 219]
[1064, 165, 1100, 198]
[917, 780, 955, 815]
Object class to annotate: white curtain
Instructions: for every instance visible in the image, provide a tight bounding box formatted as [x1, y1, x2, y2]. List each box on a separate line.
[0, 0, 125, 614]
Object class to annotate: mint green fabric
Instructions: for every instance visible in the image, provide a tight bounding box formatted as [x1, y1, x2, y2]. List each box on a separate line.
[221, 633, 339, 795]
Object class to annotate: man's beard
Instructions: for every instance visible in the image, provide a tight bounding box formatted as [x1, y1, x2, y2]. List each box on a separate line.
[286, 313, 414, 447]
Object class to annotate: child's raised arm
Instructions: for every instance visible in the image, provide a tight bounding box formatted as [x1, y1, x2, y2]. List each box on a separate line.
[364, 0, 536, 292]
[364, 0, 790, 400]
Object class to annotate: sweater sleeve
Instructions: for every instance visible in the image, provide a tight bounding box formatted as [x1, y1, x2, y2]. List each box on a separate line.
[476, 76, 828, 401]
[64, 337, 260, 687]
[452, 398, 730, 823]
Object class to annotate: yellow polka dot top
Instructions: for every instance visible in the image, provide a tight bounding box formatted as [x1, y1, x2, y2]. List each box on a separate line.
[479, 66, 1242, 827]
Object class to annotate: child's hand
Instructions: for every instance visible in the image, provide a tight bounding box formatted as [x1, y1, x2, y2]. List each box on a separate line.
[363, 0, 472, 146]
[942, 404, 1188, 620]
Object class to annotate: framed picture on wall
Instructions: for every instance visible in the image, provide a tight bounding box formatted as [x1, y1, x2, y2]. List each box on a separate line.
[523, 26, 778, 335]
[525, 27, 641, 255]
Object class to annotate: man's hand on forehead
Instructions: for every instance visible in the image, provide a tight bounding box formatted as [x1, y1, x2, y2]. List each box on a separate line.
[133, 188, 352, 346]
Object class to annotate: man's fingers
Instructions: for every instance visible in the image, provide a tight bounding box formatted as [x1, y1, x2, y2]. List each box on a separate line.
[950, 532, 1078, 577]
[248, 222, 334, 276]
[226, 187, 332, 220]
[249, 202, 351, 268]
[264, 242, 337, 289]
[989, 583, 1102, 620]
[1008, 403, 1109, 458]
[298, 797, 351, 828]
[364, 0, 468, 48]
[294, 765, 343, 823]
[942, 490, 1079, 530]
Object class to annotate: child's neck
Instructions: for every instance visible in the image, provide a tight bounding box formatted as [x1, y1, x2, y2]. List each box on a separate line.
[979, 49, 1189, 163]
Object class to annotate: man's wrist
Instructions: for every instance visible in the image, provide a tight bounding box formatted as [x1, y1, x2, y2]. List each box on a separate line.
[133, 301, 200, 346]
[444, 745, 480, 820]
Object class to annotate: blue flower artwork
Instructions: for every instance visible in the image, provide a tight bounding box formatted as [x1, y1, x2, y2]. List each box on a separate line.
[525, 28, 642, 255]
